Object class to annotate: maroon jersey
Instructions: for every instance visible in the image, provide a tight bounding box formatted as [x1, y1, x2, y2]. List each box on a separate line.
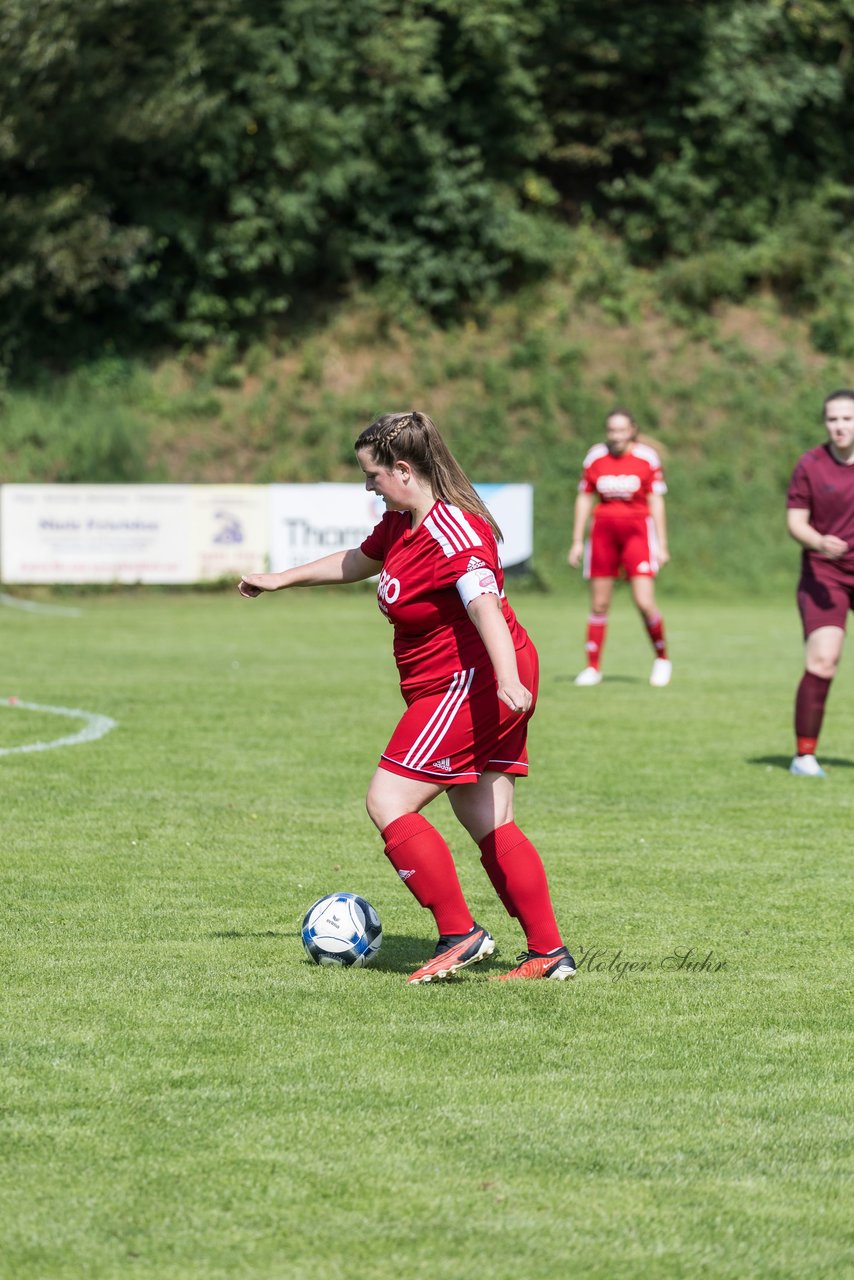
[787, 444, 854, 575]
[360, 501, 527, 699]
[580, 442, 667, 523]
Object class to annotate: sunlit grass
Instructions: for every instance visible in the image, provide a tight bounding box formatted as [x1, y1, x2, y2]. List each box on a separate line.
[1, 589, 851, 1279]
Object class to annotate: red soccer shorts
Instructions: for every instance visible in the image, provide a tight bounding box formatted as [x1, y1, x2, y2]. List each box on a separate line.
[378, 637, 539, 786]
[585, 515, 658, 580]
[797, 557, 854, 638]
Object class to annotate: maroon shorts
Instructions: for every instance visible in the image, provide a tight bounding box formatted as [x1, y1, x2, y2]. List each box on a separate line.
[585, 516, 658, 580]
[379, 637, 539, 786]
[797, 557, 854, 638]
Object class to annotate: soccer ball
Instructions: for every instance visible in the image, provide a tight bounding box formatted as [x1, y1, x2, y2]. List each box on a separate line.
[301, 892, 382, 968]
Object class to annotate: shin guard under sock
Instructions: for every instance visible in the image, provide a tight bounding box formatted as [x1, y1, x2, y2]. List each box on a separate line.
[382, 813, 473, 936]
[795, 670, 832, 755]
[585, 613, 608, 670]
[645, 611, 667, 659]
[478, 822, 562, 954]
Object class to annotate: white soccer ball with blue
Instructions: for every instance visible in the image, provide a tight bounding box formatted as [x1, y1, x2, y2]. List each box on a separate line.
[301, 892, 382, 967]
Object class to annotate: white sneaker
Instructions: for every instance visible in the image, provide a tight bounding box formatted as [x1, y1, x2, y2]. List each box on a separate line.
[650, 658, 672, 687]
[574, 666, 603, 686]
[789, 754, 826, 778]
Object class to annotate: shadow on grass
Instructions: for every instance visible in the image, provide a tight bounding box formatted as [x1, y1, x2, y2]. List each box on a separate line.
[747, 754, 854, 771]
[209, 929, 429, 968]
[210, 930, 504, 977]
[373, 933, 438, 974]
[374, 933, 507, 976]
[210, 930, 296, 939]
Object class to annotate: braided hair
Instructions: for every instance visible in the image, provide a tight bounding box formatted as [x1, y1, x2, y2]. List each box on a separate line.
[354, 411, 502, 540]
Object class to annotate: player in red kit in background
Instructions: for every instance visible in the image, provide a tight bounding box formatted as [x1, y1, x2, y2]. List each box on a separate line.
[786, 390, 854, 777]
[567, 409, 671, 687]
[239, 411, 575, 984]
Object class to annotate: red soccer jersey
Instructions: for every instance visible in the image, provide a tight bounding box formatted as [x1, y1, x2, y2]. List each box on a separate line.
[360, 501, 527, 698]
[787, 443, 854, 575]
[580, 443, 667, 522]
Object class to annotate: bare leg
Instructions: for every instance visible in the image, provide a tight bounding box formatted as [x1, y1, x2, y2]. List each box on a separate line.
[589, 577, 614, 613]
[629, 574, 657, 621]
[365, 767, 445, 830]
[447, 770, 516, 844]
[804, 625, 845, 679]
[631, 575, 670, 683]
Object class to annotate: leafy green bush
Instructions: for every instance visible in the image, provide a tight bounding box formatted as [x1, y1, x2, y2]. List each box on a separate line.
[3, 0, 854, 366]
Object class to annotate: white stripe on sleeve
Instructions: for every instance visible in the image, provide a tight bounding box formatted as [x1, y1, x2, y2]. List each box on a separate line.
[424, 513, 455, 557]
[440, 504, 482, 548]
[425, 503, 483, 557]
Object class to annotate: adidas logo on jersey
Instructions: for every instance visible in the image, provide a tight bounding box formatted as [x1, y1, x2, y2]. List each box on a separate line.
[398, 869, 416, 881]
[430, 757, 453, 773]
[466, 556, 486, 572]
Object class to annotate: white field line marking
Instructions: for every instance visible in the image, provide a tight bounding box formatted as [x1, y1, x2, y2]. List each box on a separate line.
[0, 593, 81, 617]
[1, 698, 117, 756]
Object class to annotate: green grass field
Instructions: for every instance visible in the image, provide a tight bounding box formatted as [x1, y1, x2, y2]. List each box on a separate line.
[2, 587, 851, 1280]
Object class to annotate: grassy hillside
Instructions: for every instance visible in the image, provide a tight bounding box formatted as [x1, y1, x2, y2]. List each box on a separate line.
[2, 257, 846, 595]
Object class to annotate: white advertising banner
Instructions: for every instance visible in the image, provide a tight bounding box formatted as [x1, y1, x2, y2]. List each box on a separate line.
[269, 484, 387, 571]
[1, 485, 194, 584]
[0, 482, 532, 583]
[0, 485, 268, 584]
[190, 486, 268, 581]
[473, 484, 533, 568]
[269, 482, 533, 571]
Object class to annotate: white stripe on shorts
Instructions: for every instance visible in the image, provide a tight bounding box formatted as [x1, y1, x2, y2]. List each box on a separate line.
[402, 668, 475, 771]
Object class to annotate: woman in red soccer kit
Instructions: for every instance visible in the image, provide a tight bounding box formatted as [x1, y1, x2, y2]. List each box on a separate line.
[786, 389, 854, 777]
[239, 411, 575, 984]
[567, 408, 671, 686]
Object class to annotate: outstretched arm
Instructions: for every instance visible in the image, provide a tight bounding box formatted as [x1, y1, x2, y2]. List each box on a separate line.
[466, 595, 531, 714]
[238, 548, 381, 597]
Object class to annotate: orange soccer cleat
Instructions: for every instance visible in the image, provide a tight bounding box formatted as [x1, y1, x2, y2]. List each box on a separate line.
[407, 924, 495, 985]
[493, 946, 576, 981]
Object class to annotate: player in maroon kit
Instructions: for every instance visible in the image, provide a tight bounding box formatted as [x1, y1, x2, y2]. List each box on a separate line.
[239, 411, 575, 984]
[786, 390, 854, 777]
[567, 409, 671, 686]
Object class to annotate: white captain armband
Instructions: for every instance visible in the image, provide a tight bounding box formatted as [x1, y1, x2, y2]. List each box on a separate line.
[456, 567, 500, 609]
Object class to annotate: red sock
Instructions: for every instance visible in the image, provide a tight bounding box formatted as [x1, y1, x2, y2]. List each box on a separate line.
[585, 612, 608, 670]
[478, 822, 563, 954]
[382, 813, 474, 936]
[795, 671, 832, 755]
[645, 611, 667, 659]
